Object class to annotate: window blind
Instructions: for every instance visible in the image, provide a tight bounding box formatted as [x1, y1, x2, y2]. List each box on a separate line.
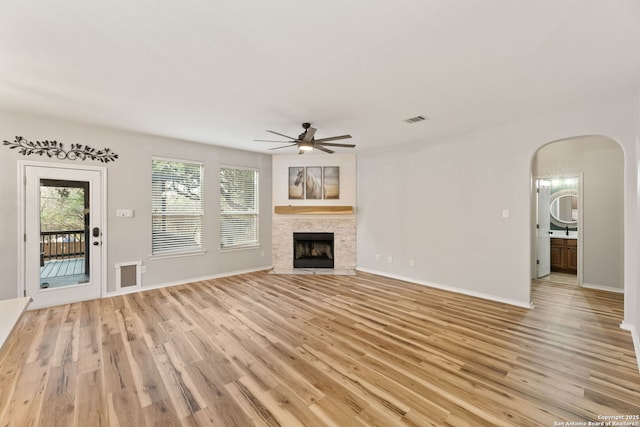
[220, 167, 259, 249]
[152, 159, 203, 255]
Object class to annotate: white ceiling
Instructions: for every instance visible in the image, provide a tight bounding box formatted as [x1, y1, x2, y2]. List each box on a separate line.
[1, 1, 639, 155]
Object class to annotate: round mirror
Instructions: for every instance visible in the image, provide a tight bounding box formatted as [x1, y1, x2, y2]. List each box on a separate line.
[550, 189, 578, 228]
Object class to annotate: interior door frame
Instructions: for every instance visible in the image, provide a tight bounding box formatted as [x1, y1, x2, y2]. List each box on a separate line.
[17, 160, 108, 303]
[533, 173, 584, 285]
[535, 179, 551, 278]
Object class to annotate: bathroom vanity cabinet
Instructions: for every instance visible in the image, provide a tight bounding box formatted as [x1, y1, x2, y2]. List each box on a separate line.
[550, 238, 577, 274]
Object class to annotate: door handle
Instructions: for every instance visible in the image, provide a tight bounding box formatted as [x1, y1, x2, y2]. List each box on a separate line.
[93, 241, 100, 246]
[92, 227, 100, 237]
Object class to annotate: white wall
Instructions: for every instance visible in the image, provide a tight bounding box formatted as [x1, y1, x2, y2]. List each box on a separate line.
[0, 111, 272, 299]
[357, 93, 639, 316]
[533, 137, 624, 290]
[357, 130, 532, 307]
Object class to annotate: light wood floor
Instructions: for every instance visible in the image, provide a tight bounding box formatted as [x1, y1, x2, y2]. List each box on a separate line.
[1, 271, 638, 426]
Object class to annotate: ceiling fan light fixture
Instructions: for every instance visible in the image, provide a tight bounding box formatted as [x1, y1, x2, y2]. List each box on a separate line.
[299, 142, 314, 151]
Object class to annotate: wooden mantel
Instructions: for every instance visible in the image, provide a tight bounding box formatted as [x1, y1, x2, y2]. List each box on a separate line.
[274, 205, 353, 215]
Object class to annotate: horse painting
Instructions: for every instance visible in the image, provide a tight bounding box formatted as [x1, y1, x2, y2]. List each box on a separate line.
[294, 167, 304, 186]
[323, 166, 339, 199]
[288, 167, 305, 199]
[304, 167, 322, 199]
[290, 166, 330, 199]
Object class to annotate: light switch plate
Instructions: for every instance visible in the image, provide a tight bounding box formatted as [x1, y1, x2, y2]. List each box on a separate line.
[116, 209, 134, 218]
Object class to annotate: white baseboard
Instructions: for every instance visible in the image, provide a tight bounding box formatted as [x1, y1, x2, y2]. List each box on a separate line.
[108, 265, 274, 297]
[355, 267, 533, 309]
[581, 282, 624, 293]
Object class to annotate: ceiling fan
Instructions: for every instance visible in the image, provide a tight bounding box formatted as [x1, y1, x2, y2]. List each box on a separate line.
[255, 123, 355, 154]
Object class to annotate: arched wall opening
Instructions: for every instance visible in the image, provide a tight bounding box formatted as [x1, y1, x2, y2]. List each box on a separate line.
[530, 135, 625, 297]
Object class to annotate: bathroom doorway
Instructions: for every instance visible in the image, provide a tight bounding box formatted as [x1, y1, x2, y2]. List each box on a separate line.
[531, 136, 624, 293]
[534, 175, 582, 285]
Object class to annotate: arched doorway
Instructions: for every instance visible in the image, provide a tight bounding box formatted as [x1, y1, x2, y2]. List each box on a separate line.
[531, 135, 624, 296]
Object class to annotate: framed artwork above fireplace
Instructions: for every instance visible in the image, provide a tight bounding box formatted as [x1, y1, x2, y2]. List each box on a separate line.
[288, 166, 340, 200]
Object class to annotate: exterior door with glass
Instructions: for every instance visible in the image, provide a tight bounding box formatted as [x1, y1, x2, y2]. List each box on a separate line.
[23, 164, 104, 309]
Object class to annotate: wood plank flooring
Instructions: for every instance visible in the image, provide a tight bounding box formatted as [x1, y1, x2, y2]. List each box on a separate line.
[0, 271, 638, 426]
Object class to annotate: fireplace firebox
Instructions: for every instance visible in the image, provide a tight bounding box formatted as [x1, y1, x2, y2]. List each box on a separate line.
[293, 232, 334, 268]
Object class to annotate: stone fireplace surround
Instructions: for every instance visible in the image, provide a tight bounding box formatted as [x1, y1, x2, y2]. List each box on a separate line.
[272, 215, 356, 274]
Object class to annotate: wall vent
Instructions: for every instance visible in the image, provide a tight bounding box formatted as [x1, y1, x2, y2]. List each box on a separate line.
[115, 261, 142, 292]
[404, 115, 427, 124]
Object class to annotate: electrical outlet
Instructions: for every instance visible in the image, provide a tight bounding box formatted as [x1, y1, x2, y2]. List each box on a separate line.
[387, 256, 393, 263]
[375, 254, 380, 261]
[409, 259, 415, 267]
[141, 265, 147, 274]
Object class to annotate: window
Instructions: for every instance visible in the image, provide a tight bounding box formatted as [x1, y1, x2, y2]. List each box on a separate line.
[152, 158, 203, 255]
[220, 167, 259, 249]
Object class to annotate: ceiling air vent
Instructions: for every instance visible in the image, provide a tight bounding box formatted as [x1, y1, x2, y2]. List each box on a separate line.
[404, 115, 427, 124]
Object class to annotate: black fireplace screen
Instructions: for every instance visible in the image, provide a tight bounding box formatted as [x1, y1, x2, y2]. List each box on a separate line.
[293, 232, 334, 268]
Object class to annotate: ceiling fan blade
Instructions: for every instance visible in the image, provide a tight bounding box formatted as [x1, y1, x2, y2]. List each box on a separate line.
[315, 145, 334, 154]
[316, 142, 356, 148]
[302, 127, 317, 143]
[254, 139, 291, 143]
[313, 134, 352, 143]
[266, 130, 298, 140]
[268, 143, 298, 150]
